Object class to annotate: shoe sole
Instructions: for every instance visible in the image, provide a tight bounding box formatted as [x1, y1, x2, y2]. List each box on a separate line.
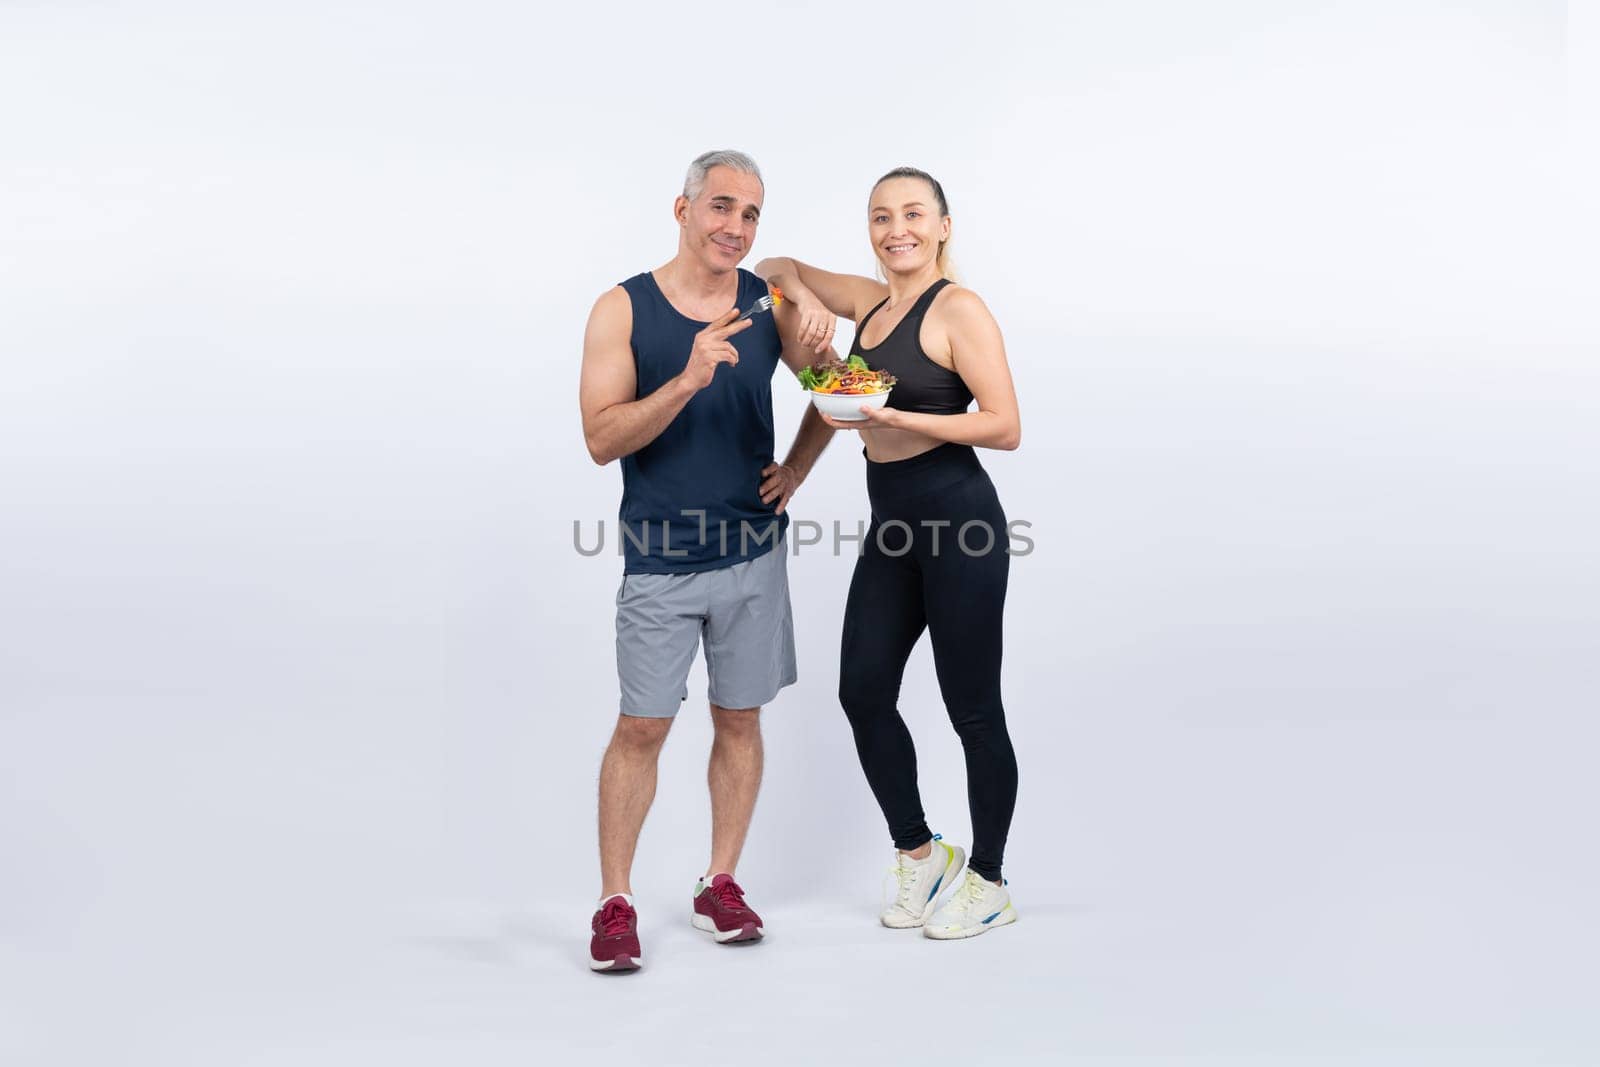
[880, 842, 967, 929]
[923, 904, 1018, 940]
[589, 953, 642, 972]
[691, 914, 764, 943]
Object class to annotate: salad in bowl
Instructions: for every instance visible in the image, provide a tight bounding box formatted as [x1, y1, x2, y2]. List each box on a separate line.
[799, 355, 897, 421]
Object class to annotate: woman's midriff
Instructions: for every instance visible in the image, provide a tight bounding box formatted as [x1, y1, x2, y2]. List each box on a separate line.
[859, 424, 945, 463]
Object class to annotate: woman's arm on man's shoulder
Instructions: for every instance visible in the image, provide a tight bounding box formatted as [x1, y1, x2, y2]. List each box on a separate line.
[754, 257, 886, 323]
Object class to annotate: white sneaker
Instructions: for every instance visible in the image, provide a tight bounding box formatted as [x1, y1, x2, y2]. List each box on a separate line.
[880, 835, 966, 929]
[923, 868, 1017, 940]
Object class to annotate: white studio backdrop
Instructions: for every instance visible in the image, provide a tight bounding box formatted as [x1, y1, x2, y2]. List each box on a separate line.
[3, 1, 1597, 1064]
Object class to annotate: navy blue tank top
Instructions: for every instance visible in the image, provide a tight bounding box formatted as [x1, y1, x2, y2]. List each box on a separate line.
[849, 278, 974, 416]
[617, 268, 788, 575]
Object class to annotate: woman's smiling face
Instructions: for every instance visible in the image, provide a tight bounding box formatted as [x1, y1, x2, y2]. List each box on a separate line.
[869, 176, 950, 277]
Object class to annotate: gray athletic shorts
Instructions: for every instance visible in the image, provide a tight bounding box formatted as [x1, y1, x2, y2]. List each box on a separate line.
[615, 539, 797, 718]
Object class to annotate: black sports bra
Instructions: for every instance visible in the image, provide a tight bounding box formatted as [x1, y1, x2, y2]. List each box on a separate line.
[848, 278, 974, 416]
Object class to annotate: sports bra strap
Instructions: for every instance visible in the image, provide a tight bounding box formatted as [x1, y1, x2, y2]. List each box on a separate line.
[856, 277, 950, 335]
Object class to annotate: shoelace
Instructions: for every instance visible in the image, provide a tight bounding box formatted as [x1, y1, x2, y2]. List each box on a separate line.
[709, 878, 748, 912]
[890, 862, 920, 906]
[598, 899, 634, 936]
[945, 873, 988, 916]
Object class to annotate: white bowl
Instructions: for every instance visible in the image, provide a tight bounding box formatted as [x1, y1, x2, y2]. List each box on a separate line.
[809, 389, 891, 421]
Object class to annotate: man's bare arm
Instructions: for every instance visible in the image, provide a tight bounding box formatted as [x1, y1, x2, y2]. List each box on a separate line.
[579, 288, 749, 465]
[776, 318, 837, 481]
[780, 406, 834, 480]
[758, 300, 840, 513]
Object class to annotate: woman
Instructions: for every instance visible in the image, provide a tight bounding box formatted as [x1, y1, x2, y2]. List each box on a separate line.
[755, 166, 1022, 940]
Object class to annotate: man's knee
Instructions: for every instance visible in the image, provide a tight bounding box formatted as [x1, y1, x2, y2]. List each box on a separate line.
[612, 712, 674, 752]
[710, 703, 761, 737]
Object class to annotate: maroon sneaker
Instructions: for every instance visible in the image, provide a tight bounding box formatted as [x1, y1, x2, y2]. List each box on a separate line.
[691, 873, 765, 943]
[589, 894, 641, 972]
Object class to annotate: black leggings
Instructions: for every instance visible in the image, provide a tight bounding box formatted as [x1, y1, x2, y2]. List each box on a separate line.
[838, 443, 1018, 882]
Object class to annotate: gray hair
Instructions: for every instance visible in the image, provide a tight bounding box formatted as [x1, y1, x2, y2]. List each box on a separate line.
[683, 149, 763, 201]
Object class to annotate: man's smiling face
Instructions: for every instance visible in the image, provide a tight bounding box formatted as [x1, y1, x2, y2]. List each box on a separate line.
[678, 165, 763, 274]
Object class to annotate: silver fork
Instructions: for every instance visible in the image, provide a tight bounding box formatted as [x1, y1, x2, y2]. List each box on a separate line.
[735, 294, 774, 321]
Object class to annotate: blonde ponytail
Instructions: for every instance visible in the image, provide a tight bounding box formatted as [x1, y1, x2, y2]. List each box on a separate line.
[936, 232, 958, 283]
